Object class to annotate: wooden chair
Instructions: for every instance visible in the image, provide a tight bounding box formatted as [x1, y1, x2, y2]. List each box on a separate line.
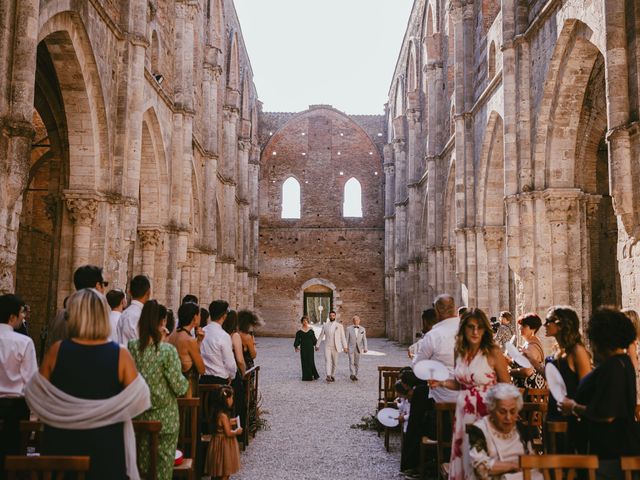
[520, 454, 598, 480]
[242, 365, 260, 448]
[419, 436, 437, 478]
[621, 456, 640, 480]
[174, 397, 199, 480]
[381, 370, 402, 451]
[435, 402, 457, 479]
[5, 455, 90, 479]
[133, 420, 161, 480]
[19, 420, 44, 455]
[519, 402, 548, 452]
[524, 388, 549, 404]
[545, 420, 568, 454]
[377, 366, 403, 411]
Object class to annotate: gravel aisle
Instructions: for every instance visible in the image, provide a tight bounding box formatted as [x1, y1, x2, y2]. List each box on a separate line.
[234, 337, 410, 480]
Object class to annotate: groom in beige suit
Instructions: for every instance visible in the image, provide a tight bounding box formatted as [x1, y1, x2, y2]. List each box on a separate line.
[346, 315, 368, 381]
[316, 310, 348, 382]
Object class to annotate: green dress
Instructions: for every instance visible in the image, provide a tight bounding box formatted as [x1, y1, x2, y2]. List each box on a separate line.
[128, 340, 189, 480]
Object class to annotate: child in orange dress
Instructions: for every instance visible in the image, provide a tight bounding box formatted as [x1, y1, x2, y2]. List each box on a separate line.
[205, 385, 243, 480]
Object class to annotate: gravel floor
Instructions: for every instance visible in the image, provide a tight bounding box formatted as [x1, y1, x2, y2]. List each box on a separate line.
[234, 337, 411, 480]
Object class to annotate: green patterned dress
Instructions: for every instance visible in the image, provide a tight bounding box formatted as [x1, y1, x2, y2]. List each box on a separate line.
[128, 340, 189, 480]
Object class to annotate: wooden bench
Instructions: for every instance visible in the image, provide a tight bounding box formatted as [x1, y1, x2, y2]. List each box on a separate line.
[174, 397, 199, 480]
[621, 456, 640, 480]
[133, 420, 161, 480]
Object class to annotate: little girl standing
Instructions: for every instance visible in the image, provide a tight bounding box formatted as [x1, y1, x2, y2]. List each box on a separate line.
[205, 386, 243, 480]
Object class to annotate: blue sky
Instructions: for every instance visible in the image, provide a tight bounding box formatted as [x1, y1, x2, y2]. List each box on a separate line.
[234, 0, 414, 114]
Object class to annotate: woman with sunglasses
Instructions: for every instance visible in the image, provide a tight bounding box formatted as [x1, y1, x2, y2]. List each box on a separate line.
[544, 306, 591, 452]
[429, 308, 510, 480]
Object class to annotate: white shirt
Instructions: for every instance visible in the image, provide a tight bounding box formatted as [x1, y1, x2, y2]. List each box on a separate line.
[200, 322, 237, 379]
[116, 300, 144, 346]
[413, 316, 460, 403]
[109, 310, 122, 342]
[0, 323, 38, 397]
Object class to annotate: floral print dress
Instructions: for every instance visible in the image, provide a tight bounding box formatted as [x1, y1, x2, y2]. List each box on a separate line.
[128, 340, 189, 480]
[449, 352, 497, 480]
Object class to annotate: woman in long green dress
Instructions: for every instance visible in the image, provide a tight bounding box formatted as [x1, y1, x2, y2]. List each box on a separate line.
[294, 315, 320, 381]
[128, 300, 189, 480]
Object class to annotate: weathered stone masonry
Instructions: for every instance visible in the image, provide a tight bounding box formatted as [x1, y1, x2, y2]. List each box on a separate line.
[386, 0, 640, 343]
[1, 0, 260, 341]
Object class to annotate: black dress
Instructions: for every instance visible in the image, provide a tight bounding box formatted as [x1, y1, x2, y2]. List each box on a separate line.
[545, 355, 582, 453]
[574, 354, 640, 459]
[294, 329, 319, 381]
[43, 340, 126, 480]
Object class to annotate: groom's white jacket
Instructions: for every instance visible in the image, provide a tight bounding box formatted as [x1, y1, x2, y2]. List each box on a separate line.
[316, 321, 347, 351]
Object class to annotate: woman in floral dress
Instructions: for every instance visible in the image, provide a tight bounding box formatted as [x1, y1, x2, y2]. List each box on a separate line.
[429, 308, 510, 480]
[129, 300, 189, 480]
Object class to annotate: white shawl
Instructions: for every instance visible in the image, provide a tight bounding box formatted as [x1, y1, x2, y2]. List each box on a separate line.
[25, 373, 151, 480]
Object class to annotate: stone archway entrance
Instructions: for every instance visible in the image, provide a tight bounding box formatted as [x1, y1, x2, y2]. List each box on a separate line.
[303, 286, 333, 325]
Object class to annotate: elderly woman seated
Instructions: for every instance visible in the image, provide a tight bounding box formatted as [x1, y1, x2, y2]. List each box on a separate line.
[464, 383, 541, 480]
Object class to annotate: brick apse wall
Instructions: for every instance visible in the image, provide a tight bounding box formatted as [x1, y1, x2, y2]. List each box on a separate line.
[255, 106, 387, 336]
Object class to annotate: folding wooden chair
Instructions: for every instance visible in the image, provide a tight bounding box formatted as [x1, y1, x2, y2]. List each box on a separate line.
[545, 420, 568, 454]
[519, 402, 548, 453]
[524, 388, 549, 404]
[377, 366, 402, 411]
[520, 454, 598, 480]
[133, 420, 161, 480]
[174, 397, 199, 480]
[5, 455, 90, 480]
[381, 369, 401, 451]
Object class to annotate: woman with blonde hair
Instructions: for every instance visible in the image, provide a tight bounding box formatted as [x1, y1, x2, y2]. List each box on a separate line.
[31, 288, 148, 480]
[428, 308, 510, 480]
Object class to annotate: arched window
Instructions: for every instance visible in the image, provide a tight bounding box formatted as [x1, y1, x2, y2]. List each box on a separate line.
[281, 177, 301, 219]
[488, 41, 496, 79]
[343, 178, 363, 218]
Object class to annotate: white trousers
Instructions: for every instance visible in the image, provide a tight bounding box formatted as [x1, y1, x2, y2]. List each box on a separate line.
[324, 347, 339, 377]
[348, 350, 360, 376]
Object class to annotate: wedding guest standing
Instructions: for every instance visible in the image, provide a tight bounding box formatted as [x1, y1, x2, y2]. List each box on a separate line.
[128, 300, 188, 480]
[223, 310, 247, 423]
[560, 308, 640, 478]
[106, 289, 126, 342]
[294, 315, 319, 381]
[429, 308, 510, 480]
[34, 288, 146, 480]
[0, 295, 37, 474]
[622, 308, 640, 403]
[544, 305, 591, 452]
[116, 274, 151, 345]
[200, 300, 236, 385]
[167, 302, 205, 397]
[510, 313, 546, 389]
[238, 310, 260, 370]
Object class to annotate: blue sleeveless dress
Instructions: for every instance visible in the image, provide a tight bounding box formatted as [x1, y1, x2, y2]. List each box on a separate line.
[43, 340, 126, 479]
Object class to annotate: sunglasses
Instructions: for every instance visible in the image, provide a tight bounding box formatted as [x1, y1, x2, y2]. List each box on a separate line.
[544, 318, 559, 326]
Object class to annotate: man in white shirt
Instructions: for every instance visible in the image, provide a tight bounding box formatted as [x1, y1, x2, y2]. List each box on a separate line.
[0, 294, 37, 470]
[412, 294, 459, 403]
[199, 300, 237, 385]
[106, 289, 127, 342]
[316, 310, 348, 382]
[116, 275, 151, 346]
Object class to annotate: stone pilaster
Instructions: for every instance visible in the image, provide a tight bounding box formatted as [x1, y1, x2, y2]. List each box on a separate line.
[137, 226, 161, 281]
[483, 226, 505, 315]
[64, 193, 99, 273]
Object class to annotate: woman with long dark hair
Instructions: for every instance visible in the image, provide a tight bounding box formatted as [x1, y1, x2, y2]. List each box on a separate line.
[128, 300, 188, 480]
[294, 315, 320, 381]
[167, 302, 205, 397]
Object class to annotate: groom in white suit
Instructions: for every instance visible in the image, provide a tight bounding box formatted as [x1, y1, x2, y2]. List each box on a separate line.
[346, 315, 368, 381]
[316, 310, 348, 382]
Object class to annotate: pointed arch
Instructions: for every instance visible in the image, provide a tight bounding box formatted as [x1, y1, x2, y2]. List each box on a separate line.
[228, 31, 240, 91]
[281, 177, 301, 219]
[38, 11, 110, 189]
[408, 43, 418, 92]
[476, 112, 504, 226]
[343, 178, 363, 218]
[488, 41, 496, 79]
[393, 77, 405, 118]
[443, 158, 456, 246]
[140, 108, 170, 225]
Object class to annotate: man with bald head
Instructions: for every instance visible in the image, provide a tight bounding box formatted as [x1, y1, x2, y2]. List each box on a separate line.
[412, 293, 459, 403]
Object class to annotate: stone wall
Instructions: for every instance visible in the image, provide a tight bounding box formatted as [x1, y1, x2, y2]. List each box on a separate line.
[256, 107, 386, 336]
[1, 0, 261, 349]
[385, 0, 640, 344]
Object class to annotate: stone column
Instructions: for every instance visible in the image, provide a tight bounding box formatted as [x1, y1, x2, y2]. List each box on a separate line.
[202, 60, 221, 251]
[65, 194, 99, 273]
[483, 226, 505, 316]
[544, 191, 580, 307]
[137, 227, 160, 281]
[0, 0, 39, 292]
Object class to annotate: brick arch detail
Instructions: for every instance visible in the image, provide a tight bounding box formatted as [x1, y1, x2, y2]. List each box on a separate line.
[299, 277, 342, 311]
[38, 10, 109, 190]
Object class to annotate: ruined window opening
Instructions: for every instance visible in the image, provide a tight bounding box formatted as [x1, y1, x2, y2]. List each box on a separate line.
[488, 41, 496, 79]
[343, 178, 363, 218]
[281, 177, 301, 219]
